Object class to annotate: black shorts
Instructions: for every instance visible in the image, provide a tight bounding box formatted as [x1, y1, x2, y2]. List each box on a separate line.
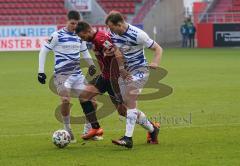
[89, 75, 123, 105]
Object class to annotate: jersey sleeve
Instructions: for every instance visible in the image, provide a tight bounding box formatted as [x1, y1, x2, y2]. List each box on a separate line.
[137, 30, 154, 48]
[44, 32, 58, 50]
[80, 40, 88, 52]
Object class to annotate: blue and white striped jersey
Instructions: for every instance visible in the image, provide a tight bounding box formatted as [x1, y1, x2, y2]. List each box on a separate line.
[44, 27, 87, 75]
[110, 24, 154, 71]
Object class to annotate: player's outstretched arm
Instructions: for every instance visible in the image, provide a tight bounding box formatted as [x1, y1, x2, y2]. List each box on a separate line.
[38, 33, 57, 84]
[137, 30, 163, 69]
[149, 42, 163, 69]
[38, 46, 50, 84]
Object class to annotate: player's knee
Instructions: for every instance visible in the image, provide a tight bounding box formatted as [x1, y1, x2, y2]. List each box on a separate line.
[117, 104, 127, 117]
[79, 85, 98, 101]
[61, 97, 70, 104]
[91, 99, 98, 110]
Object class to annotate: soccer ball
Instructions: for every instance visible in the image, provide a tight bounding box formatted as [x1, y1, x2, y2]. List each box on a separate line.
[52, 129, 71, 148]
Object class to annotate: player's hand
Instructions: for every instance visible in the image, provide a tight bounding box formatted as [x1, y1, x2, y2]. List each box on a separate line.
[119, 69, 132, 81]
[149, 62, 159, 69]
[38, 73, 47, 84]
[88, 65, 96, 76]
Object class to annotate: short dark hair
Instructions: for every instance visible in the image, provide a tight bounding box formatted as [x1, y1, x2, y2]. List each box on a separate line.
[105, 11, 125, 25]
[67, 10, 80, 21]
[75, 21, 91, 34]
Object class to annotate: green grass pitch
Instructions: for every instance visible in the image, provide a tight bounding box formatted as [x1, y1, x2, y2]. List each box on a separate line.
[0, 48, 240, 166]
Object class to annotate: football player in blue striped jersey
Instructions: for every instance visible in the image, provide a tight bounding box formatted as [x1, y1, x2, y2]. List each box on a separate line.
[38, 11, 103, 143]
[106, 11, 163, 148]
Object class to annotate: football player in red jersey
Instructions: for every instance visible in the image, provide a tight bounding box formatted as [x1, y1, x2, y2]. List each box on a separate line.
[75, 21, 127, 140]
[76, 21, 160, 148]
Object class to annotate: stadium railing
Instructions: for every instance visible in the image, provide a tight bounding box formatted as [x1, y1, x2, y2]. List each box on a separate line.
[198, 12, 240, 23]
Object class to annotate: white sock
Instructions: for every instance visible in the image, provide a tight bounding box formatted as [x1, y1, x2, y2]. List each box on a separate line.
[125, 108, 138, 137]
[136, 110, 154, 133]
[62, 115, 71, 131]
[83, 122, 92, 134]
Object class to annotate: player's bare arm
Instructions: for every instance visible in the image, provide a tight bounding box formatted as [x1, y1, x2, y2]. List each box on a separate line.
[149, 42, 163, 69]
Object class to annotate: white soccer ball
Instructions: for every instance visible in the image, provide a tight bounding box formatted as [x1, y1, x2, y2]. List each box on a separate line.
[52, 129, 71, 148]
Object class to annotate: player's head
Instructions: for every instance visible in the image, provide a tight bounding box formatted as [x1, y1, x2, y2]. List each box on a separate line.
[75, 21, 94, 42]
[67, 10, 80, 32]
[105, 11, 126, 35]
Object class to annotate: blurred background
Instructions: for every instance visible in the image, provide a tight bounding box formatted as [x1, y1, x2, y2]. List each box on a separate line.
[0, 0, 239, 51]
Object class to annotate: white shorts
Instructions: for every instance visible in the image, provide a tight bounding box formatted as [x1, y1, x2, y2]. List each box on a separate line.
[118, 67, 149, 97]
[54, 74, 87, 97]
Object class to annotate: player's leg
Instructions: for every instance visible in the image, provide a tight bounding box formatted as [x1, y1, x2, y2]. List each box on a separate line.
[79, 99, 104, 140]
[71, 74, 104, 140]
[131, 69, 160, 144]
[77, 75, 108, 140]
[106, 75, 127, 116]
[60, 96, 76, 143]
[191, 36, 195, 48]
[54, 74, 76, 143]
[113, 98, 157, 141]
[182, 35, 185, 48]
[189, 36, 192, 48]
[107, 78, 155, 131]
[81, 103, 104, 141]
[136, 109, 160, 144]
[188, 36, 192, 48]
[82, 122, 92, 135]
[183, 35, 188, 48]
[111, 69, 140, 148]
[78, 84, 100, 101]
[185, 35, 188, 47]
[111, 83, 137, 148]
[112, 67, 159, 148]
[80, 85, 99, 137]
[123, 87, 157, 134]
[193, 35, 195, 48]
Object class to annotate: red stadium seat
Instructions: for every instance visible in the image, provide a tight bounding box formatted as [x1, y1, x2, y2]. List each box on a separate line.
[97, 0, 141, 14]
[0, 0, 67, 25]
[201, 0, 240, 23]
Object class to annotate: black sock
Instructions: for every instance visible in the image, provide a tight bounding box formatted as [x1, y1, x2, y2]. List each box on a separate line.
[123, 136, 132, 141]
[80, 101, 100, 129]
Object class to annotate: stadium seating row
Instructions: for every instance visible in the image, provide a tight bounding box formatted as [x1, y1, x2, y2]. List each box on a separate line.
[97, 0, 141, 14]
[229, 6, 240, 12]
[104, 7, 135, 14]
[214, 0, 240, 12]
[100, 2, 135, 8]
[204, 0, 240, 23]
[0, 0, 60, 2]
[0, 0, 66, 25]
[0, 8, 67, 15]
[233, 0, 240, 5]
[205, 18, 240, 22]
[0, 0, 142, 25]
[0, 3, 64, 9]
